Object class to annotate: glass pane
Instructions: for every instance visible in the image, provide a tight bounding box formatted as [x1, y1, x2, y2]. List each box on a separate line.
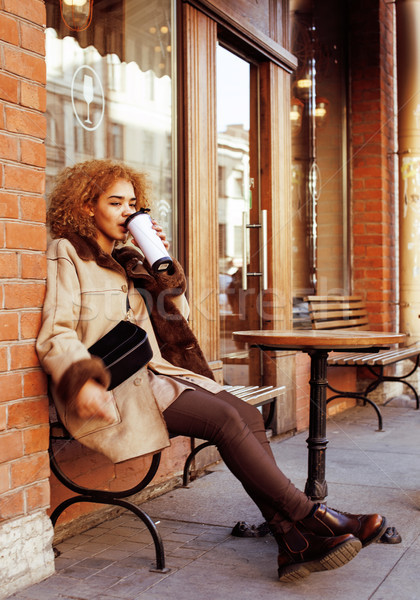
[290, 1, 348, 326]
[45, 0, 175, 248]
[217, 45, 251, 385]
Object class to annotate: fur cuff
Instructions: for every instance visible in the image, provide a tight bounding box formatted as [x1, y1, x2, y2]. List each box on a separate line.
[115, 246, 187, 294]
[57, 357, 111, 405]
[145, 257, 186, 294]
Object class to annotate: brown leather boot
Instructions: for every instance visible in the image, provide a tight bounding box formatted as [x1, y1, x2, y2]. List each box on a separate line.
[269, 517, 362, 582]
[299, 504, 387, 547]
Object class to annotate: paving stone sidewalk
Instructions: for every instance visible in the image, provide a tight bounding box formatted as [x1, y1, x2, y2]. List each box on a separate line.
[7, 399, 420, 600]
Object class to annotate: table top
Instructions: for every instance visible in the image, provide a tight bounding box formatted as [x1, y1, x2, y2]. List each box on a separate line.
[232, 329, 406, 351]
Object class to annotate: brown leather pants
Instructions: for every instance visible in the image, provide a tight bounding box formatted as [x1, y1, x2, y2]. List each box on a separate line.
[163, 382, 314, 533]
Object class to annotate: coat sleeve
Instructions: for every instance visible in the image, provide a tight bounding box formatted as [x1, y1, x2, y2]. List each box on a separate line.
[36, 240, 110, 404]
[115, 247, 190, 320]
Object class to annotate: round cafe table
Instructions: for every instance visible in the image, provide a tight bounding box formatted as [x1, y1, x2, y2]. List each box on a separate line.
[232, 329, 406, 501]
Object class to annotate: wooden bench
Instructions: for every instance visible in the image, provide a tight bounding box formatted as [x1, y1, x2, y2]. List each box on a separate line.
[49, 383, 285, 573]
[306, 295, 420, 429]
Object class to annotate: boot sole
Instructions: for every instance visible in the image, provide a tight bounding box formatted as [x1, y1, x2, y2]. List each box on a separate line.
[278, 537, 362, 583]
[361, 516, 387, 547]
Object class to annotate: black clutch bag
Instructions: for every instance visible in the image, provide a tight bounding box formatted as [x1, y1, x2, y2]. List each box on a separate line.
[88, 320, 153, 390]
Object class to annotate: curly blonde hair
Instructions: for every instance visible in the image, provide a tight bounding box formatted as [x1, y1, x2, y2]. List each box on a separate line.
[47, 159, 151, 239]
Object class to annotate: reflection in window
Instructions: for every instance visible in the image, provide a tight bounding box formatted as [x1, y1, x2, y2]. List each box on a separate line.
[45, 0, 175, 249]
[290, 1, 348, 326]
[217, 44, 251, 384]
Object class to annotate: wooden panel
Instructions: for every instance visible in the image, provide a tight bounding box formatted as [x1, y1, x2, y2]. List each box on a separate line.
[182, 5, 219, 362]
[260, 61, 293, 331]
[207, 0, 272, 38]
[183, 0, 297, 71]
[258, 62, 296, 434]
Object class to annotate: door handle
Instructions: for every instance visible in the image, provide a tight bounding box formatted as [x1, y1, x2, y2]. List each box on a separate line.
[261, 209, 268, 290]
[242, 210, 268, 291]
[242, 211, 248, 291]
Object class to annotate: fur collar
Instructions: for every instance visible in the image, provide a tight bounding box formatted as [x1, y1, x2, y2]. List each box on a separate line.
[63, 233, 214, 380]
[65, 232, 127, 277]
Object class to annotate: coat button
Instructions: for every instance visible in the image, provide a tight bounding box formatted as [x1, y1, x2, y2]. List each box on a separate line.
[134, 377, 142, 386]
[121, 284, 128, 292]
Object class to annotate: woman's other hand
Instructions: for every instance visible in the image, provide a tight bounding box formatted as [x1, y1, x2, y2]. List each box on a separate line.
[73, 379, 116, 423]
[130, 219, 170, 251]
[151, 219, 170, 250]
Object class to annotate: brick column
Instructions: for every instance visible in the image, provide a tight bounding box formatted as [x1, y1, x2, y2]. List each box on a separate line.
[349, 0, 397, 331]
[0, 1, 54, 597]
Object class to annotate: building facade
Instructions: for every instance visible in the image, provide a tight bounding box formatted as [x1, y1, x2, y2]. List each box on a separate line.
[0, 0, 404, 595]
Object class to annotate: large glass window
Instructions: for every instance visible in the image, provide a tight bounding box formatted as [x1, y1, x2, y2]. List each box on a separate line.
[290, 0, 348, 325]
[45, 0, 176, 247]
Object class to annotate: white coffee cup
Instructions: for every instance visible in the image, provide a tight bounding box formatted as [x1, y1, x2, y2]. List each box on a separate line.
[125, 210, 173, 272]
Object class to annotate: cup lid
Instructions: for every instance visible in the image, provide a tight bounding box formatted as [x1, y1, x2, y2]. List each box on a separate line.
[124, 207, 150, 227]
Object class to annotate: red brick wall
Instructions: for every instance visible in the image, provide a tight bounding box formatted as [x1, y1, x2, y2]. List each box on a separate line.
[349, 0, 397, 330]
[0, 1, 49, 521]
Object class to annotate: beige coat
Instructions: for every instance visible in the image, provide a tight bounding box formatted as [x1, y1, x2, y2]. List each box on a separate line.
[36, 235, 222, 463]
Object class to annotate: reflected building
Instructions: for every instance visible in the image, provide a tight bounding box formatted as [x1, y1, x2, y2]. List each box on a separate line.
[45, 0, 174, 243]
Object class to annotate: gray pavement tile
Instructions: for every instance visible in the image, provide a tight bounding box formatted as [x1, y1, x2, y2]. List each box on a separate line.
[166, 546, 207, 559]
[53, 547, 93, 560]
[323, 448, 420, 491]
[84, 572, 122, 587]
[88, 532, 131, 545]
[154, 539, 187, 552]
[109, 525, 143, 538]
[93, 547, 137, 560]
[100, 563, 139, 578]
[196, 527, 232, 542]
[110, 528, 158, 545]
[142, 472, 262, 528]
[161, 555, 194, 569]
[161, 531, 197, 543]
[76, 556, 115, 570]
[198, 536, 276, 572]
[172, 523, 216, 535]
[372, 546, 420, 600]
[72, 540, 116, 554]
[112, 540, 152, 554]
[53, 556, 84, 571]
[180, 537, 220, 550]
[61, 532, 95, 545]
[62, 578, 119, 599]
[133, 544, 395, 600]
[105, 570, 171, 598]
[12, 575, 83, 599]
[58, 565, 100, 579]
[114, 552, 158, 570]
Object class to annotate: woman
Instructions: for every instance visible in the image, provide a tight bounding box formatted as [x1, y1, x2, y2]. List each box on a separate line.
[37, 159, 387, 583]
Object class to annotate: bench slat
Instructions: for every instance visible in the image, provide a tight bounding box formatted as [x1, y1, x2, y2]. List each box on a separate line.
[223, 384, 286, 406]
[306, 295, 364, 302]
[328, 345, 420, 366]
[313, 319, 369, 330]
[310, 309, 368, 320]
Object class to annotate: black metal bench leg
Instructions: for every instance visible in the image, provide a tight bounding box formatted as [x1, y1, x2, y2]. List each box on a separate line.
[113, 498, 169, 573]
[364, 361, 420, 410]
[50, 495, 169, 573]
[49, 433, 168, 572]
[381, 379, 420, 409]
[326, 390, 383, 431]
[182, 441, 213, 486]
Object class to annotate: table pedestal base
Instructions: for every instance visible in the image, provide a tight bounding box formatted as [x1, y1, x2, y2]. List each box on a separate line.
[304, 349, 329, 501]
